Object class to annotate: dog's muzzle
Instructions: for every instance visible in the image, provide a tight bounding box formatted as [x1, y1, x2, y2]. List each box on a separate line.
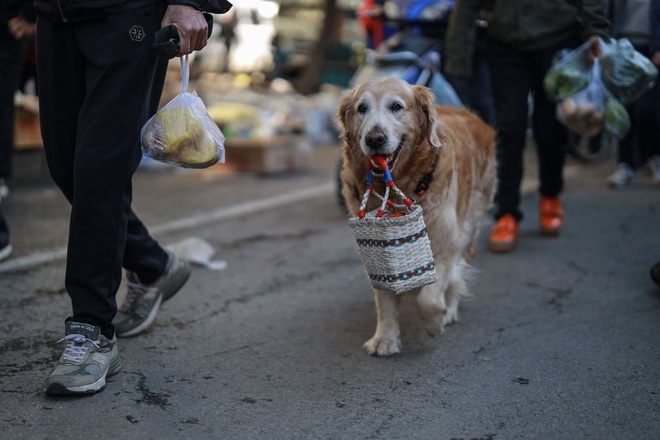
[369, 136, 405, 175]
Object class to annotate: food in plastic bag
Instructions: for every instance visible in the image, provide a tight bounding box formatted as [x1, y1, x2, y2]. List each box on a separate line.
[141, 56, 225, 168]
[603, 96, 631, 139]
[544, 40, 636, 139]
[544, 66, 590, 101]
[544, 45, 593, 102]
[556, 98, 603, 138]
[554, 59, 606, 138]
[600, 38, 658, 105]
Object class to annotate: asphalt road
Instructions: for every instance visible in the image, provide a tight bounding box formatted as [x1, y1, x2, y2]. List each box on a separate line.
[1, 144, 659, 440]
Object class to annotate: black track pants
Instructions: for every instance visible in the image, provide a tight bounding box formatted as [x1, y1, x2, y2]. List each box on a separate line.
[37, 5, 170, 338]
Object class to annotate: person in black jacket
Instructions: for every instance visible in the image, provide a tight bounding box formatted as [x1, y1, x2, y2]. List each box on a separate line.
[0, 0, 36, 262]
[445, 0, 610, 253]
[36, 0, 232, 395]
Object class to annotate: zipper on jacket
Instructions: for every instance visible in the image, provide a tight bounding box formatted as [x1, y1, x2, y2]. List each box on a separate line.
[55, 0, 68, 22]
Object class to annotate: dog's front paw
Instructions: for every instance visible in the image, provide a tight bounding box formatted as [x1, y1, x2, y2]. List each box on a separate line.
[363, 336, 401, 356]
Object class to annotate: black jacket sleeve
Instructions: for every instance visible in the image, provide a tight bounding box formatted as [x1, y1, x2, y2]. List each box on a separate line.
[166, 0, 233, 14]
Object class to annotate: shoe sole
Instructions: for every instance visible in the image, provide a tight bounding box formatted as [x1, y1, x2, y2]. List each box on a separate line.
[116, 294, 163, 338]
[44, 356, 122, 395]
[489, 240, 515, 253]
[540, 227, 560, 236]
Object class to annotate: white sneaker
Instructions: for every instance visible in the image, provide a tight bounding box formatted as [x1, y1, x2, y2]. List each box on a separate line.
[648, 156, 660, 186]
[607, 163, 635, 188]
[0, 179, 8, 201]
[0, 243, 12, 262]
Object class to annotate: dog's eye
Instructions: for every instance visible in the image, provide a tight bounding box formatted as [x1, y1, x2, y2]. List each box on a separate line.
[390, 102, 403, 112]
[357, 103, 367, 114]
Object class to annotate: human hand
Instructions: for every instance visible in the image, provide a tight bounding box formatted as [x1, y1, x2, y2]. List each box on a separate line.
[587, 35, 602, 62]
[651, 52, 660, 67]
[161, 5, 208, 55]
[8, 16, 36, 40]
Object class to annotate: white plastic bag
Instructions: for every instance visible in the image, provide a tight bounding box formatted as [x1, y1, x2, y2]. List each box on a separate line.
[141, 55, 225, 168]
[555, 59, 607, 138]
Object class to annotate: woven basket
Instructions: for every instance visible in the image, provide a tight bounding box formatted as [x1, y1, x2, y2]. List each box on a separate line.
[348, 158, 438, 293]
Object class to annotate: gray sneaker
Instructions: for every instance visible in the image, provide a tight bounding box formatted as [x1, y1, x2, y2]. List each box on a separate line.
[44, 321, 121, 395]
[607, 163, 635, 188]
[0, 178, 8, 201]
[113, 250, 190, 337]
[648, 155, 660, 186]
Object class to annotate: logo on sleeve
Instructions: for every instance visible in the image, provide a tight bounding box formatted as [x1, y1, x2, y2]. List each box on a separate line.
[129, 26, 145, 43]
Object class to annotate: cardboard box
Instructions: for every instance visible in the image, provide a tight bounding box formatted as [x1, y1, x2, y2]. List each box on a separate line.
[224, 136, 312, 174]
[13, 96, 43, 150]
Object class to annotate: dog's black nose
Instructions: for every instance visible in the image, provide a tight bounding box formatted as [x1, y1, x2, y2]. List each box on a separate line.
[366, 130, 387, 151]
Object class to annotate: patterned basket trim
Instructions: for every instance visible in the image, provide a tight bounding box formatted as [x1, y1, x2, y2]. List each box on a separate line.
[368, 261, 436, 283]
[356, 228, 428, 248]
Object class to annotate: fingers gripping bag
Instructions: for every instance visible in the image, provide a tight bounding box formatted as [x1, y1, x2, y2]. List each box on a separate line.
[141, 55, 225, 168]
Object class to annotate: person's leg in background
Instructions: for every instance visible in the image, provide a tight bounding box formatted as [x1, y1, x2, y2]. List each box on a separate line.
[0, 26, 26, 260]
[444, 35, 495, 126]
[0, 201, 11, 261]
[606, 100, 638, 188]
[0, 28, 24, 199]
[470, 34, 496, 125]
[486, 40, 532, 252]
[606, 44, 660, 188]
[632, 63, 660, 185]
[531, 44, 571, 236]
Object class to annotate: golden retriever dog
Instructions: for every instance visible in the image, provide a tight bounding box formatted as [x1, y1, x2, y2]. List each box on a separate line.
[337, 77, 497, 356]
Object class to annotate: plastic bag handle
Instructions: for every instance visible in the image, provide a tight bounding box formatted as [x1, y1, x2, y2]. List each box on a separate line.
[180, 55, 189, 92]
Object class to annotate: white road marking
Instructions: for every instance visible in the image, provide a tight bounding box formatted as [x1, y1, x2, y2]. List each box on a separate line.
[0, 182, 335, 274]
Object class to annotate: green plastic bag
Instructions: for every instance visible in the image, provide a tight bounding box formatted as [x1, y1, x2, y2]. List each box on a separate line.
[544, 42, 593, 102]
[600, 38, 658, 105]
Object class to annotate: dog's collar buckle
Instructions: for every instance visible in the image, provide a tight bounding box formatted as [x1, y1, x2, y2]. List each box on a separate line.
[415, 155, 438, 197]
[415, 166, 435, 197]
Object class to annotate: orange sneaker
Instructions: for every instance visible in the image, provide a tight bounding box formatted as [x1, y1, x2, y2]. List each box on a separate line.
[540, 196, 564, 236]
[489, 214, 519, 253]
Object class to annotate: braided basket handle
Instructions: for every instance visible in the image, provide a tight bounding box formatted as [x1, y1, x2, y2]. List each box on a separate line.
[358, 155, 414, 218]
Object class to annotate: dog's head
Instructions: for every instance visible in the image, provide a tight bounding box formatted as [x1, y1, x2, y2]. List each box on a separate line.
[337, 77, 441, 174]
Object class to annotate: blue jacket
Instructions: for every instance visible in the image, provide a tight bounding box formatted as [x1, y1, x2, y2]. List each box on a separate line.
[35, 0, 232, 23]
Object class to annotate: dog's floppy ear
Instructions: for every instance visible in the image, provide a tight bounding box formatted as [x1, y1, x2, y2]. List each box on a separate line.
[413, 85, 442, 149]
[336, 89, 355, 133]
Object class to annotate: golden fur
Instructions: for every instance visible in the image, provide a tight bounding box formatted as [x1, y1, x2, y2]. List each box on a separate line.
[337, 77, 497, 356]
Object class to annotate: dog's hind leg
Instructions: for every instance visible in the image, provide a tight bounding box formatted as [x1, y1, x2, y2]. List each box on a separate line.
[418, 260, 470, 335]
[364, 290, 402, 356]
[463, 187, 494, 262]
[416, 276, 450, 338]
[443, 269, 469, 327]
